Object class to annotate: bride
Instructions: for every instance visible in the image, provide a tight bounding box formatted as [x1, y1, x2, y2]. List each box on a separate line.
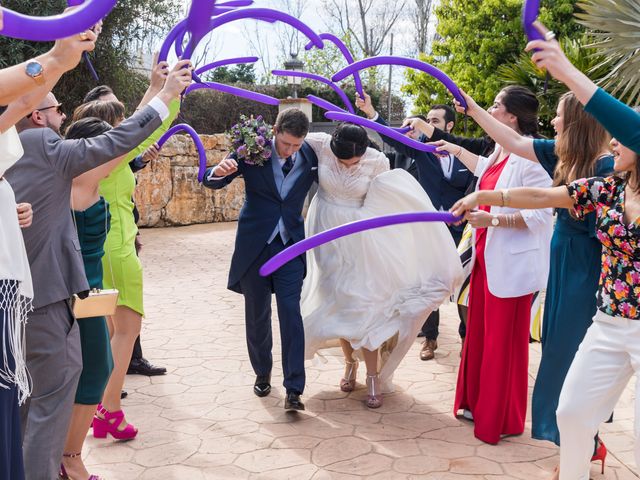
[302, 123, 463, 408]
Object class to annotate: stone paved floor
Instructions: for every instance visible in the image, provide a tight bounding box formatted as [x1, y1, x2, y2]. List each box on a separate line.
[86, 223, 638, 479]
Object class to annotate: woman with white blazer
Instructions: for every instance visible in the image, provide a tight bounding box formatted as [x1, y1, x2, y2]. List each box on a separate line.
[411, 85, 554, 444]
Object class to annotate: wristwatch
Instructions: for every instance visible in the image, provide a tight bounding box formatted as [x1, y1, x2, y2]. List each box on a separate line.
[491, 215, 500, 227]
[25, 60, 45, 86]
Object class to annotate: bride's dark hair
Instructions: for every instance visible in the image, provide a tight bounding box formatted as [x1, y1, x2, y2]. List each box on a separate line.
[330, 123, 369, 159]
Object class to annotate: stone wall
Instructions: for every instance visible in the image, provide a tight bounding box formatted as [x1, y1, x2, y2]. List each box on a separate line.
[134, 134, 245, 227]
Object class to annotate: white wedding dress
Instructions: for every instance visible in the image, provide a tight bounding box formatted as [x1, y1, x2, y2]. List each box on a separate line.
[301, 133, 464, 392]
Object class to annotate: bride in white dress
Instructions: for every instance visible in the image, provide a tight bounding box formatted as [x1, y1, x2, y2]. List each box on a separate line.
[301, 123, 463, 408]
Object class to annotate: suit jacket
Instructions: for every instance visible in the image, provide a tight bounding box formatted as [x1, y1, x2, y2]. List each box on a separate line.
[5, 105, 162, 309]
[203, 142, 318, 293]
[375, 116, 475, 237]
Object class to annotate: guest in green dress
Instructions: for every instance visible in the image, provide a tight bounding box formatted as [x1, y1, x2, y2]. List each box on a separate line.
[72, 81, 180, 439]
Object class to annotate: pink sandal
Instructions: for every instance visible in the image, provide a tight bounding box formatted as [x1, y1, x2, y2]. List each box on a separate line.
[92, 403, 138, 440]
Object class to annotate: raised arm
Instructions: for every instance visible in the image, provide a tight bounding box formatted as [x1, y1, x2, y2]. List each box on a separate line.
[135, 55, 169, 111]
[0, 32, 97, 132]
[406, 116, 492, 156]
[453, 90, 536, 161]
[431, 139, 480, 173]
[526, 21, 640, 155]
[50, 61, 193, 179]
[355, 91, 424, 157]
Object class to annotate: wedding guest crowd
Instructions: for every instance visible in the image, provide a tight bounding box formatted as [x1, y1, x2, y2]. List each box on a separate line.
[0, 5, 639, 480]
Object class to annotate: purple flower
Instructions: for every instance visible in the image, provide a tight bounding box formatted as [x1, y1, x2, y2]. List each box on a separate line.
[256, 135, 265, 147]
[237, 145, 248, 157]
[258, 126, 267, 134]
[262, 148, 272, 159]
[256, 115, 263, 122]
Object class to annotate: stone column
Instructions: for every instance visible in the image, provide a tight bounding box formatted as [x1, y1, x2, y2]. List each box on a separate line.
[278, 98, 312, 122]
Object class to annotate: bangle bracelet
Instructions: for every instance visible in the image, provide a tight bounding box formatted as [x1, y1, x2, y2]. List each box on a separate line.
[457, 146, 463, 157]
[500, 190, 505, 207]
[503, 189, 510, 207]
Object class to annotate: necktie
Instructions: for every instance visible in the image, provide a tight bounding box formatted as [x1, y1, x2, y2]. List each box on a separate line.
[282, 156, 294, 177]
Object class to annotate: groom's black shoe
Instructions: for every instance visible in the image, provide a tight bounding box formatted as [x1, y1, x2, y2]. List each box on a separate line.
[254, 374, 271, 397]
[284, 392, 305, 411]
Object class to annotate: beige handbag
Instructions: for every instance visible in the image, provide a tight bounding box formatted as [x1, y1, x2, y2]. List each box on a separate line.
[70, 198, 119, 319]
[72, 288, 119, 318]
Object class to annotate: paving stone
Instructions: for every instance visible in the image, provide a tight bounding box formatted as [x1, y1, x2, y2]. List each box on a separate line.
[86, 224, 636, 478]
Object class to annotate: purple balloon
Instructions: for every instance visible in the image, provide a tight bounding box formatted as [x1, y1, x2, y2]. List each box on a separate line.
[157, 124, 208, 182]
[259, 211, 461, 276]
[332, 56, 467, 110]
[324, 111, 441, 153]
[160, 8, 324, 62]
[306, 95, 347, 113]
[217, 0, 254, 6]
[184, 81, 280, 105]
[0, 0, 117, 41]
[272, 70, 355, 113]
[522, 0, 544, 42]
[195, 57, 259, 76]
[83, 52, 100, 81]
[304, 33, 364, 98]
[182, 0, 217, 61]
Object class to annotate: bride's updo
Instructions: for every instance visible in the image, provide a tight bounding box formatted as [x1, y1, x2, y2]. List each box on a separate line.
[330, 123, 369, 159]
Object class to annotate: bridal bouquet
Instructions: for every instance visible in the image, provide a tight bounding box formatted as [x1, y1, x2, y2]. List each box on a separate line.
[227, 115, 274, 166]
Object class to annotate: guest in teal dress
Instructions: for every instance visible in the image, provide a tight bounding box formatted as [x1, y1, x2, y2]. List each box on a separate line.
[446, 91, 613, 451]
[72, 198, 114, 406]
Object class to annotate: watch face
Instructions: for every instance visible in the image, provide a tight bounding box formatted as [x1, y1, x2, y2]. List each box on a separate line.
[26, 61, 43, 77]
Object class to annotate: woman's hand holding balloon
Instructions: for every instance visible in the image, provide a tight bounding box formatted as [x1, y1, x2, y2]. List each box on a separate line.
[355, 91, 376, 119]
[453, 89, 479, 116]
[158, 60, 193, 104]
[450, 192, 481, 220]
[525, 21, 597, 104]
[402, 117, 432, 138]
[150, 59, 170, 93]
[49, 28, 97, 73]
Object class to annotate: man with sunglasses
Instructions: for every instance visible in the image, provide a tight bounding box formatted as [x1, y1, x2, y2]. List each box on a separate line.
[21, 93, 66, 135]
[4, 61, 192, 479]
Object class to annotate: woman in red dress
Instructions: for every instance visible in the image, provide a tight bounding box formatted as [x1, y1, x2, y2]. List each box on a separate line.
[433, 86, 554, 444]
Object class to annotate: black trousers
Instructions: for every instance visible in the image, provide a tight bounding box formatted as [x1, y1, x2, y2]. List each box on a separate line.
[420, 225, 467, 341]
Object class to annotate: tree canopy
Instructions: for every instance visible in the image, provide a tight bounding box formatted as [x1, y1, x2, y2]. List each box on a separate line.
[402, 0, 584, 114]
[0, 0, 179, 113]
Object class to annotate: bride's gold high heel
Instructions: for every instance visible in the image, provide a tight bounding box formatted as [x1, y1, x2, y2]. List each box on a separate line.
[339, 360, 358, 392]
[366, 374, 383, 408]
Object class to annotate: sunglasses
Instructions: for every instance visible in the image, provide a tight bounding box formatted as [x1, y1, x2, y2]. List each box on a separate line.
[28, 103, 63, 117]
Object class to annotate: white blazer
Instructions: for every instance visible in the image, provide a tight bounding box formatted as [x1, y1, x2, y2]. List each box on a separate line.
[471, 148, 554, 298]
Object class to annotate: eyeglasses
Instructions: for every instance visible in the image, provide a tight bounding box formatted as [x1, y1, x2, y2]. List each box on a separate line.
[27, 103, 63, 117]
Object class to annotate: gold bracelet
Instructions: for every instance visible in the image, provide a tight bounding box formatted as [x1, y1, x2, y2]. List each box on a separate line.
[500, 190, 505, 207]
[503, 189, 510, 207]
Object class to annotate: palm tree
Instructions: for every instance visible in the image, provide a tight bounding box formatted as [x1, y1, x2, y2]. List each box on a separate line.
[497, 36, 609, 136]
[576, 0, 640, 104]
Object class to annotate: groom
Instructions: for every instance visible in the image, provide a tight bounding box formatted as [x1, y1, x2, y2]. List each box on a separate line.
[203, 109, 317, 411]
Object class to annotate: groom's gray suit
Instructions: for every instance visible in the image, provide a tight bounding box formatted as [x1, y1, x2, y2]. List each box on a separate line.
[5, 104, 163, 480]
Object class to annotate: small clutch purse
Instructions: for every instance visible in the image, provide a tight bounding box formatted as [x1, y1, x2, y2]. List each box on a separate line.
[72, 288, 119, 319]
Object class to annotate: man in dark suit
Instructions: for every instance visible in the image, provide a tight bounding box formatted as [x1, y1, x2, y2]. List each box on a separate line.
[203, 109, 317, 411]
[356, 93, 474, 361]
[4, 64, 191, 479]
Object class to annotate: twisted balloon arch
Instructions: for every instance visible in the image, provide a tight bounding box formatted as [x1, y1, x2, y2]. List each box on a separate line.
[0, 0, 539, 266]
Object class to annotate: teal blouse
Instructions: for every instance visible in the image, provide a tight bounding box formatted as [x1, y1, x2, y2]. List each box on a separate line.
[584, 88, 640, 155]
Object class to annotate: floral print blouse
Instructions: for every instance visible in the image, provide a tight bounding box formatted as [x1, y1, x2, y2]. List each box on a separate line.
[567, 176, 640, 319]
